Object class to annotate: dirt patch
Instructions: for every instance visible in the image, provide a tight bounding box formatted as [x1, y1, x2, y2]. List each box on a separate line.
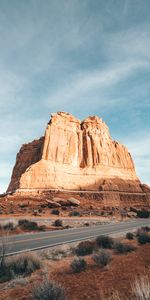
[0, 240, 150, 300]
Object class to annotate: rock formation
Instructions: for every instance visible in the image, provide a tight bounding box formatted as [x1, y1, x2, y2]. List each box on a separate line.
[7, 112, 150, 207]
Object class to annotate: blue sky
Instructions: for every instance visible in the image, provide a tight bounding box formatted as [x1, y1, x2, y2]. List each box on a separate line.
[0, 0, 150, 192]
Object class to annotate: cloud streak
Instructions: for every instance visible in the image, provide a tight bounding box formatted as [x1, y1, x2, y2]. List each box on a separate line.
[46, 58, 150, 109]
[0, 0, 150, 192]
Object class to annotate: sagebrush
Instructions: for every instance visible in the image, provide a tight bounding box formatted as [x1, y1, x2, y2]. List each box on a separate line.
[33, 278, 67, 300]
[71, 258, 87, 273]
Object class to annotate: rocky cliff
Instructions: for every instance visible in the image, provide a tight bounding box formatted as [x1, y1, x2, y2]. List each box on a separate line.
[7, 112, 150, 207]
[8, 137, 44, 192]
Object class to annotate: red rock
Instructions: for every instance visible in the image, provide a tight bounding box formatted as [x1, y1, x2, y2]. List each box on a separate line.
[45, 199, 61, 208]
[67, 198, 80, 206]
[53, 197, 69, 206]
[7, 112, 150, 208]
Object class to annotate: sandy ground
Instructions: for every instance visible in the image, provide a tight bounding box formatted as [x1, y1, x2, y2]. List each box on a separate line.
[0, 239, 150, 300]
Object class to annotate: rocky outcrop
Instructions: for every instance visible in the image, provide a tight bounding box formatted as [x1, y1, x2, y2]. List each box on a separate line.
[7, 137, 44, 192]
[7, 112, 150, 207]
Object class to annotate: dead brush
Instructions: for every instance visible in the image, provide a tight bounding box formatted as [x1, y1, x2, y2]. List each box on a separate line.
[0, 252, 42, 282]
[49, 249, 68, 261]
[40, 245, 72, 261]
[131, 275, 150, 300]
[33, 277, 67, 300]
[0, 219, 18, 231]
[6, 252, 42, 276]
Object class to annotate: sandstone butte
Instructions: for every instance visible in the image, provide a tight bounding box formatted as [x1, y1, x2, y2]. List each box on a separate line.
[7, 112, 150, 207]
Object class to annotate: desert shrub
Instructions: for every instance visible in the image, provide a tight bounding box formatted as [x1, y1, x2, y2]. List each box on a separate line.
[75, 240, 95, 256]
[84, 222, 90, 226]
[7, 276, 28, 288]
[18, 219, 28, 226]
[0, 252, 41, 282]
[19, 219, 45, 231]
[137, 233, 150, 245]
[96, 235, 114, 249]
[3, 222, 15, 230]
[38, 225, 46, 231]
[137, 210, 150, 218]
[50, 249, 68, 261]
[92, 250, 112, 268]
[69, 211, 81, 217]
[18, 219, 39, 230]
[0, 235, 9, 282]
[51, 209, 60, 215]
[64, 225, 71, 229]
[41, 245, 71, 261]
[70, 258, 87, 273]
[131, 275, 150, 300]
[141, 226, 150, 232]
[6, 253, 41, 276]
[0, 268, 11, 282]
[33, 279, 67, 300]
[113, 242, 136, 254]
[136, 228, 143, 237]
[126, 232, 134, 240]
[53, 219, 63, 227]
[2, 219, 18, 231]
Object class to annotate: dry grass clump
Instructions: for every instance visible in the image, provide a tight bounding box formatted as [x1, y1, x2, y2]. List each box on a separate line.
[100, 276, 150, 299]
[0, 219, 46, 232]
[0, 252, 41, 282]
[92, 250, 112, 268]
[70, 258, 87, 273]
[126, 232, 134, 240]
[113, 242, 136, 254]
[131, 275, 150, 300]
[69, 211, 81, 217]
[137, 233, 150, 245]
[33, 278, 67, 300]
[48, 249, 68, 261]
[18, 219, 45, 231]
[96, 235, 114, 249]
[51, 209, 60, 215]
[6, 252, 41, 275]
[53, 219, 63, 227]
[141, 226, 150, 232]
[0, 219, 18, 231]
[137, 210, 150, 218]
[75, 240, 95, 256]
[41, 244, 72, 261]
[6, 276, 28, 288]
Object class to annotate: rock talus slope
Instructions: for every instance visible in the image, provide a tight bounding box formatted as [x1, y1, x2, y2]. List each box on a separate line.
[7, 112, 150, 207]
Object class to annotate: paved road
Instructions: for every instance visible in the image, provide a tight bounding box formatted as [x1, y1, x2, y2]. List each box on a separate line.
[0, 219, 149, 256]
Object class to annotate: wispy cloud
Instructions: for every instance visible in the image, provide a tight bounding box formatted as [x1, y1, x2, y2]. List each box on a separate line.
[123, 132, 150, 185]
[0, 0, 150, 192]
[46, 58, 149, 109]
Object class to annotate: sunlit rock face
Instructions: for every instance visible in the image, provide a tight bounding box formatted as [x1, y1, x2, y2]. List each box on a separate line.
[7, 112, 143, 193]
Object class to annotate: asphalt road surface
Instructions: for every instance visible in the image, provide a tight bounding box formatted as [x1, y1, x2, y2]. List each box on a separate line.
[0, 219, 150, 256]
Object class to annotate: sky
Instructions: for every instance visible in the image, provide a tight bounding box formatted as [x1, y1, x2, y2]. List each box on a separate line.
[0, 0, 150, 193]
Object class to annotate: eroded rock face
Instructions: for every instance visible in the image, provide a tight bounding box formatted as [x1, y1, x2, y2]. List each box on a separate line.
[7, 112, 145, 194]
[7, 137, 44, 192]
